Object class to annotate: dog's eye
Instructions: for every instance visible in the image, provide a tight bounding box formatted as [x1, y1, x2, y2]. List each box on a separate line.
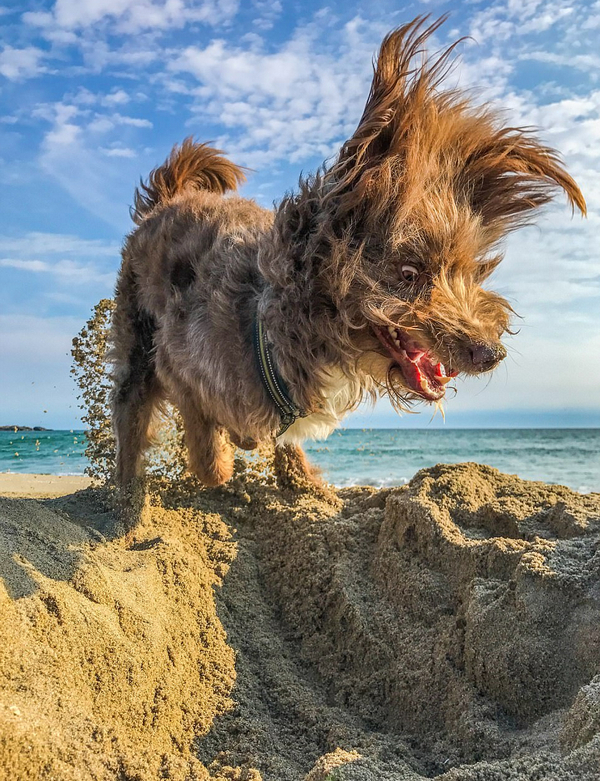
[400, 264, 420, 283]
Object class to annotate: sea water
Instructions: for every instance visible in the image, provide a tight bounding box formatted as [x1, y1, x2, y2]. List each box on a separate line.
[1, 428, 598, 493]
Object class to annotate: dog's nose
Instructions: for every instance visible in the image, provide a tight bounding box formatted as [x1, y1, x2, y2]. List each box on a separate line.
[469, 343, 506, 372]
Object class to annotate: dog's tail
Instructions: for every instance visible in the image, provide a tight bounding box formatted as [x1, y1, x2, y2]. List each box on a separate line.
[131, 137, 246, 224]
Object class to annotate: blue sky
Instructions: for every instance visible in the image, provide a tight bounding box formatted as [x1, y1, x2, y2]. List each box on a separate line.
[0, 0, 599, 429]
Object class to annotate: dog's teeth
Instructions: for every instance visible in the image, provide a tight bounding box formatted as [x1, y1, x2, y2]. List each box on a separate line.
[385, 325, 401, 349]
[420, 378, 429, 391]
[438, 376, 452, 385]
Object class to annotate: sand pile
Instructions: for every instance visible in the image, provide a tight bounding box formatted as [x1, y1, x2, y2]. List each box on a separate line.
[0, 489, 237, 780]
[1, 463, 599, 780]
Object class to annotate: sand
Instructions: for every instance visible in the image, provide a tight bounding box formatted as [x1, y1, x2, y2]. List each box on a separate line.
[1, 462, 599, 780]
[0, 472, 91, 497]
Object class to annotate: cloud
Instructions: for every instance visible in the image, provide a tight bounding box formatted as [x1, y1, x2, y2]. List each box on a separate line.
[0, 45, 46, 80]
[168, 16, 388, 167]
[0, 313, 83, 365]
[252, 0, 282, 31]
[467, 0, 577, 43]
[23, 0, 240, 34]
[157, 8, 600, 415]
[30, 100, 151, 228]
[100, 146, 137, 157]
[70, 86, 132, 107]
[474, 326, 600, 411]
[0, 313, 86, 427]
[519, 50, 600, 73]
[103, 88, 130, 106]
[0, 232, 120, 257]
[0, 233, 119, 308]
[87, 113, 152, 132]
[0, 257, 115, 286]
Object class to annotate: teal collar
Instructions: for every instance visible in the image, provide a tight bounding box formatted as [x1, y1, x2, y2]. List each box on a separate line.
[253, 316, 306, 437]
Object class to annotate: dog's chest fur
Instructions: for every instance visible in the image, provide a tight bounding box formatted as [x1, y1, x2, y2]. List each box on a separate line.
[278, 367, 362, 444]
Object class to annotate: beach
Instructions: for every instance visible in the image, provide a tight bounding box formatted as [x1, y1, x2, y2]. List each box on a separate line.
[1, 458, 600, 780]
[0, 472, 90, 497]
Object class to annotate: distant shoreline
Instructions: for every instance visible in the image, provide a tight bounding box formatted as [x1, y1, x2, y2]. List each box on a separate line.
[2, 426, 600, 432]
[0, 426, 51, 432]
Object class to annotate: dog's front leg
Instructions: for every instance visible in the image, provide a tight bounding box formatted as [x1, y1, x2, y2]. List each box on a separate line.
[176, 394, 234, 486]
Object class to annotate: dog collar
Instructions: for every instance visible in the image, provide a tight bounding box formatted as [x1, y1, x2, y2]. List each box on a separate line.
[253, 316, 306, 437]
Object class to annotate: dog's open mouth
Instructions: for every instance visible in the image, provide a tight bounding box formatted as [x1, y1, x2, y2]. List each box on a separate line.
[374, 326, 458, 402]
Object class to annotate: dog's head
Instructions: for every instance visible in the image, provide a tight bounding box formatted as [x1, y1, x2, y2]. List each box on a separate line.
[270, 16, 585, 409]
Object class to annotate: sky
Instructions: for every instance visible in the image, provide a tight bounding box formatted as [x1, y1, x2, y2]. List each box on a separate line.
[0, 0, 599, 430]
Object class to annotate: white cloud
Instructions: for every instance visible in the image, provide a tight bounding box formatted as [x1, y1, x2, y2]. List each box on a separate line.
[468, 0, 577, 42]
[23, 0, 240, 34]
[0, 257, 115, 286]
[87, 113, 152, 132]
[0, 313, 83, 365]
[519, 50, 600, 73]
[0, 232, 120, 257]
[100, 146, 137, 157]
[103, 88, 130, 106]
[38, 137, 132, 228]
[168, 17, 388, 167]
[159, 8, 599, 418]
[454, 326, 600, 412]
[0, 233, 119, 296]
[0, 313, 86, 427]
[70, 86, 132, 107]
[0, 45, 46, 80]
[29, 100, 151, 228]
[0, 235, 118, 358]
[45, 118, 80, 146]
[252, 0, 282, 31]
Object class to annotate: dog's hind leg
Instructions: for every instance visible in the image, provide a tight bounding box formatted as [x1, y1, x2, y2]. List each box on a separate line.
[112, 311, 162, 524]
[113, 367, 161, 489]
[176, 394, 234, 486]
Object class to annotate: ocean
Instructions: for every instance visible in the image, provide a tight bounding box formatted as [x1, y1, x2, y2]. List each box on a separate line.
[1, 428, 599, 493]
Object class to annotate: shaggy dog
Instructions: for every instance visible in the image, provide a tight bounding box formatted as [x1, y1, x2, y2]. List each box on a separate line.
[111, 16, 585, 498]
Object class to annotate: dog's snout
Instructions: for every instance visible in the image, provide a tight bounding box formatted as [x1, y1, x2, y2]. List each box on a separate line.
[469, 342, 506, 372]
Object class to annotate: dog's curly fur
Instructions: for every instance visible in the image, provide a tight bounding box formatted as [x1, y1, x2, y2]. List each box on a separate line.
[111, 16, 585, 495]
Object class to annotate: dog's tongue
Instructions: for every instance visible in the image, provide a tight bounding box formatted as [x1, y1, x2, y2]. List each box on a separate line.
[375, 326, 458, 402]
[406, 349, 425, 362]
[404, 352, 448, 400]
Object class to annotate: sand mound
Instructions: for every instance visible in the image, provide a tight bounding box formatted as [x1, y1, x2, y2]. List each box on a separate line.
[0, 490, 237, 780]
[1, 463, 600, 780]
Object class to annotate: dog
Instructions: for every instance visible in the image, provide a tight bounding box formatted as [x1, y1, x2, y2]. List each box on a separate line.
[110, 16, 585, 499]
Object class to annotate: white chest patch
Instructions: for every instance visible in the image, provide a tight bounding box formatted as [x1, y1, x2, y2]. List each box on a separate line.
[278, 366, 363, 445]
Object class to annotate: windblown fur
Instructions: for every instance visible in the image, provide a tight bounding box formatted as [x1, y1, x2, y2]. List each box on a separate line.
[111, 16, 585, 493]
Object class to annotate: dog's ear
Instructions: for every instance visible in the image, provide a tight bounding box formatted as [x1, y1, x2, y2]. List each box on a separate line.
[325, 16, 455, 210]
[464, 130, 587, 233]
